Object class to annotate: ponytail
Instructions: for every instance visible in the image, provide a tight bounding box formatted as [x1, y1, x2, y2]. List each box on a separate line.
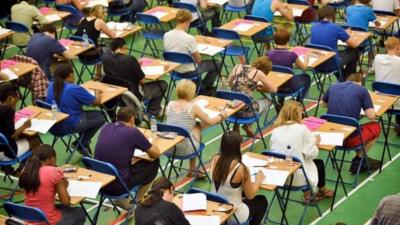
[19, 144, 57, 194]
[53, 63, 73, 104]
[140, 177, 173, 207]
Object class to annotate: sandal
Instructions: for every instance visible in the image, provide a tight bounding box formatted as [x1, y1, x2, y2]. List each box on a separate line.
[303, 191, 323, 204]
[317, 188, 335, 199]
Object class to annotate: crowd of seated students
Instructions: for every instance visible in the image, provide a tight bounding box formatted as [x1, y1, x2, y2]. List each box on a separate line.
[1, 0, 400, 225]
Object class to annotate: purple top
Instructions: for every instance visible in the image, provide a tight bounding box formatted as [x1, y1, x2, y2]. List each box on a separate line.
[267, 48, 298, 68]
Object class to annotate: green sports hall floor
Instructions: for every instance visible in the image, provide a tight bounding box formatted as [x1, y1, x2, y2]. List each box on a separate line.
[1, 2, 399, 225]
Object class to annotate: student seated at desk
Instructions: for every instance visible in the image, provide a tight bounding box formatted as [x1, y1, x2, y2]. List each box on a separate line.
[345, 0, 380, 30]
[26, 24, 74, 79]
[211, 131, 268, 225]
[135, 177, 190, 225]
[295, 0, 329, 23]
[11, 0, 48, 47]
[373, 37, 400, 84]
[321, 73, 381, 173]
[0, 83, 40, 175]
[102, 38, 168, 117]
[75, 5, 116, 80]
[372, 0, 400, 16]
[56, 0, 88, 27]
[227, 56, 277, 137]
[95, 107, 160, 207]
[163, 9, 220, 95]
[270, 101, 334, 202]
[311, 5, 359, 80]
[179, 0, 221, 35]
[19, 144, 86, 225]
[166, 79, 227, 177]
[46, 63, 105, 155]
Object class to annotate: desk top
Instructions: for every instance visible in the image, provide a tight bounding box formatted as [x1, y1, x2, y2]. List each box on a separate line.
[140, 57, 180, 80]
[60, 40, 94, 58]
[316, 121, 356, 151]
[347, 30, 371, 48]
[100, 24, 142, 39]
[195, 35, 232, 48]
[370, 92, 399, 117]
[220, 18, 271, 37]
[266, 71, 293, 88]
[291, 47, 336, 69]
[144, 6, 178, 23]
[0, 29, 15, 40]
[81, 81, 128, 104]
[1, 61, 38, 78]
[370, 15, 399, 30]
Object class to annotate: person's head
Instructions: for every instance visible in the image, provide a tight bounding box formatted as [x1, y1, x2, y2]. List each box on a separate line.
[41, 23, 58, 38]
[175, 9, 192, 30]
[110, 38, 128, 54]
[0, 83, 19, 108]
[274, 100, 303, 127]
[346, 73, 363, 84]
[355, 0, 370, 5]
[116, 107, 136, 128]
[251, 56, 272, 75]
[317, 5, 336, 22]
[212, 131, 245, 183]
[19, 144, 57, 194]
[53, 63, 74, 104]
[176, 79, 197, 101]
[385, 37, 400, 55]
[88, 5, 105, 19]
[140, 177, 174, 206]
[274, 28, 291, 46]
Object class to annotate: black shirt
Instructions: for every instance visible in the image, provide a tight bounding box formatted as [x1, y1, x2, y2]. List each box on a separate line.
[135, 199, 190, 225]
[102, 52, 145, 100]
[0, 104, 17, 159]
[75, 18, 100, 46]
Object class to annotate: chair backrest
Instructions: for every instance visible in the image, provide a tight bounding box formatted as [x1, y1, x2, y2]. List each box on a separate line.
[136, 12, 161, 25]
[341, 24, 368, 32]
[216, 90, 253, 105]
[287, 0, 311, 7]
[304, 43, 342, 79]
[212, 28, 241, 41]
[0, 132, 21, 161]
[172, 2, 198, 14]
[243, 15, 269, 23]
[272, 65, 295, 75]
[156, 123, 192, 138]
[68, 35, 96, 45]
[187, 187, 230, 204]
[320, 114, 361, 140]
[4, 202, 50, 225]
[163, 51, 196, 64]
[55, 4, 79, 15]
[35, 100, 52, 110]
[372, 81, 400, 96]
[5, 21, 30, 33]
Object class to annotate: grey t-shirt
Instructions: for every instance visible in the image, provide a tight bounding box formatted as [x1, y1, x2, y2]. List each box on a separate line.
[370, 194, 400, 225]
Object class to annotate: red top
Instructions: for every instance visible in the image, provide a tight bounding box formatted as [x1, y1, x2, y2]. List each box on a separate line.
[25, 166, 64, 225]
[296, 0, 317, 23]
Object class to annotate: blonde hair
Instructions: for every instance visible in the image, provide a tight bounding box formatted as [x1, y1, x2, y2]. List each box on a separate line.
[88, 5, 104, 18]
[176, 79, 196, 100]
[385, 37, 400, 50]
[251, 56, 272, 75]
[175, 9, 192, 23]
[274, 101, 303, 127]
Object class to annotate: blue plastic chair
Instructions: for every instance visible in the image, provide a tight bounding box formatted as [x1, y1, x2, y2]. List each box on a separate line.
[261, 151, 321, 225]
[223, 0, 250, 22]
[5, 21, 31, 54]
[327, 0, 350, 21]
[4, 202, 50, 225]
[288, 0, 314, 45]
[0, 133, 32, 200]
[372, 81, 400, 171]
[107, 0, 134, 22]
[243, 15, 274, 56]
[212, 28, 250, 74]
[156, 123, 211, 184]
[188, 187, 250, 225]
[216, 90, 267, 151]
[173, 2, 207, 35]
[56, 4, 81, 37]
[136, 13, 165, 57]
[82, 157, 139, 225]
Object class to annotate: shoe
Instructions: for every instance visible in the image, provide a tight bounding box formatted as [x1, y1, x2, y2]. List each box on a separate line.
[303, 191, 323, 204]
[317, 188, 335, 199]
[349, 157, 367, 174]
[366, 157, 381, 170]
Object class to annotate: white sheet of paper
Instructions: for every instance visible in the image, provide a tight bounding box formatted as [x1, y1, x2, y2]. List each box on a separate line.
[338, 40, 347, 46]
[15, 117, 28, 130]
[45, 14, 61, 22]
[151, 11, 168, 19]
[87, 0, 109, 7]
[200, 108, 220, 119]
[107, 22, 129, 30]
[142, 66, 165, 76]
[313, 132, 345, 146]
[27, 118, 57, 134]
[207, 0, 229, 5]
[369, 20, 387, 28]
[182, 193, 207, 211]
[194, 99, 209, 108]
[299, 55, 318, 67]
[242, 154, 269, 167]
[0, 28, 11, 35]
[360, 105, 381, 115]
[293, 9, 303, 17]
[100, 31, 122, 38]
[87, 89, 95, 96]
[185, 215, 220, 225]
[233, 23, 254, 32]
[250, 168, 290, 186]
[197, 44, 224, 56]
[0, 68, 18, 82]
[133, 149, 149, 157]
[67, 180, 102, 198]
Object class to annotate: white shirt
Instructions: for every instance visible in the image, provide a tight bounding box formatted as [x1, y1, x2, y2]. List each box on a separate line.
[372, 0, 400, 12]
[373, 54, 400, 84]
[270, 123, 320, 191]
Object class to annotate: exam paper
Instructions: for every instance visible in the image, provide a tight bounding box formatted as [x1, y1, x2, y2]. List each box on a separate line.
[313, 132, 345, 146]
[133, 149, 149, 157]
[194, 99, 209, 108]
[182, 193, 207, 211]
[45, 14, 61, 22]
[360, 105, 381, 115]
[27, 118, 57, 134]
[150, 11, 168, 19]
[299, 55, 318, 66]
[250, 168, 290, 186]
[185, 215, 220, 225]
[233, 23, 253, 32]
[67, 180, 102, 198]
[0, 68, 18, 82]
[242, 154, 269, 167]
[197, 44, 224, 56]
[207, 0, 228, 5]
[15, 117, 28, 130]
[142, 66, 165, 76]
[200, 108, 220, 119]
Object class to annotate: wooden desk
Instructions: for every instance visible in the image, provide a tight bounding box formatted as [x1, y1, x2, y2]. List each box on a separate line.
[40, 8, 71, 23]
[193, 95, 245, 123]
[315, 121, 356, 151]
[17, 105, 69, 136]
[1, 60, 38, 78]
[266, 71, 293, 88]
[62, 166, 115, 205]
[195, 35, 232, 56]
[140, 57, 180, 80]
[81, 81, 128, 104]
[100, 23, 142, 39]
[144, 6, 178, 23]
[59, 39, 94, 58]
[244, 152, 301, 191]
[274, 3, 309, 17]
[370, 15, 399, 30]
[220, 18, 271, 37]
[370, 92, 399, 117]
[0, 29, 15, 41]
[291, 47, 336, 68]
[346, 30, 371, 48]
[174, 196, 236, 224]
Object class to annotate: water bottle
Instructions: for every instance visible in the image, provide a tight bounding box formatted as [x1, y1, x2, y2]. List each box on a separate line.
[150, 115, 157, 140]
[51, 100, 58, 120]
[286, 145, 293, 166]
[82, 29, 89, 48]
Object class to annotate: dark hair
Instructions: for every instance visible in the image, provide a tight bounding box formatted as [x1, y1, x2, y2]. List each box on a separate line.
[41, 23, 57, 36]
[318, 5, 336, 21]
[110, 38, 126, 52]
[274, 28, 291, 45]
[116, 107, 135, 122]
[19, 144, 57, 194]
[212, 131, 248, 184]
[0, 83, 18, 102]
[53, 63, 73, 104]
[140, 177, 173, 207]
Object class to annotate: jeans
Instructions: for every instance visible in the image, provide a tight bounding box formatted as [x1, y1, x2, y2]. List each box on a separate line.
[338, 48, 359, 81]
[243, 195, 268, 225]
[277, 74, 311, 103]
[73, 110, 106, 147]
[56, 205, 86, 225]
[314, 159, 326, 188]
[180, 60, 221, 94]
[143, 80, 168, 116]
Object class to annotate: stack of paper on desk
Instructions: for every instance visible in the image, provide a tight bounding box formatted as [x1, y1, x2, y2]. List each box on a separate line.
[250, 168, 290, 186]
[67, 180, 102, 198]
[150, 11, 168, 19]
[182, 193, 207, 211]
[0, 68, 18, 83]
[142, 66, 165, 76]
[27, 118, 57, 134]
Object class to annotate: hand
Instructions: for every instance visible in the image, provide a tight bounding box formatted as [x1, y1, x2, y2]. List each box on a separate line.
[255, 170, 265, 185]
[22, 119, 31, 130]
[219, 111, 228, 119]
[374, 20, 381, 27]
[315, 135, 321, 145]
[94, 89, 103, 95]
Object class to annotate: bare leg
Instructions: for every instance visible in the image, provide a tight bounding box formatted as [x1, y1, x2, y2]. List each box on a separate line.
[356, 137, 378, 157]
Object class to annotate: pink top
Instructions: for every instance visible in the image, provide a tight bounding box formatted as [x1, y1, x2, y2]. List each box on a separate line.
[25, 166, 64, 225]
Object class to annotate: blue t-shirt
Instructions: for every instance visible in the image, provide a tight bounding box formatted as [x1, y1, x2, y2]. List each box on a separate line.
[251, 0, 274, 36]
[346, 5, 376, 30]
[322, 81, 374, 121]
[26, 33, 66, 79]
[46, 82, 95, 127]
